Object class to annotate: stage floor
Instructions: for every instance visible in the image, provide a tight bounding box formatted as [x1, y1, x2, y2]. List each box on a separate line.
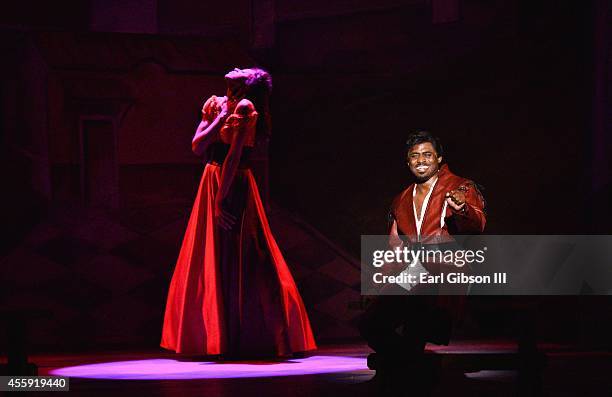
[13, 341, 612, 396]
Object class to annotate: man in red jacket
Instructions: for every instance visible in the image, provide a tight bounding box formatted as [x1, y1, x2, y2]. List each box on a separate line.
[359, 130, 486, 387]
[391, 131, 486, 245]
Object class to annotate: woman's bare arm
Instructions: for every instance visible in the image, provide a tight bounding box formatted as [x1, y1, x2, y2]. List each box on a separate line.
[191, 99, 229, 156]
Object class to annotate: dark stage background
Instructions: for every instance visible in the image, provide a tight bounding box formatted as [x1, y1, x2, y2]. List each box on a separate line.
[1, 0, 611, 352]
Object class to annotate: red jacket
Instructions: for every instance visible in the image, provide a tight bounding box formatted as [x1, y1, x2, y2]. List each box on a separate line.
[391, 164, 486, 244]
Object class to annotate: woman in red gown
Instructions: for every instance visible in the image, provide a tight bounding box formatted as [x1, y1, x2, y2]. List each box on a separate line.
[161, 68, 316, 358]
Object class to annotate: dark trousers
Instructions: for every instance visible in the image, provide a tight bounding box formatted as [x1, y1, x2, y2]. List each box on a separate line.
[358, 295, 452, 361]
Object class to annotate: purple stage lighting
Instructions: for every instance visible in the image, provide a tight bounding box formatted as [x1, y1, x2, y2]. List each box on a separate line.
[49, 355, 369, 380]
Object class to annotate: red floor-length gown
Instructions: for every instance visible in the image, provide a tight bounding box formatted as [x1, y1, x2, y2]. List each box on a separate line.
[161, 95, 317, 357]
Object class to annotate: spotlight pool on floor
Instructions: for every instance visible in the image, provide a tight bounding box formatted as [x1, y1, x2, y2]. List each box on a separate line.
[49, 355, 368, 380]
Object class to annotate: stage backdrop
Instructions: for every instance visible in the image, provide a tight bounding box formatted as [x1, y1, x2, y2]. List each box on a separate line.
[1, 0, 611, 351]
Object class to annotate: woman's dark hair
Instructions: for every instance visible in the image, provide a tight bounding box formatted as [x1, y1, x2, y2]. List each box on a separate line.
[243, 68, 272, 141]
[405, 130, 444, 158]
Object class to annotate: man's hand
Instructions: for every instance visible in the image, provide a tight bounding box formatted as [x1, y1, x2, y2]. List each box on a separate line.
[445, 187, 467, 212]
[380, 261, 408, 277]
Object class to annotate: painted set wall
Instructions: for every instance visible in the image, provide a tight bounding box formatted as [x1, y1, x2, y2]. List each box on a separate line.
[1, 0, 610, 351]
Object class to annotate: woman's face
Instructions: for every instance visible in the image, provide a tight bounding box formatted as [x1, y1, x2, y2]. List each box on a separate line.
[225, 68, 252, 82]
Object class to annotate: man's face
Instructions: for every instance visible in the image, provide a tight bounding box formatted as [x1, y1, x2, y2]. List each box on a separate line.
[407, 142, 443, 182]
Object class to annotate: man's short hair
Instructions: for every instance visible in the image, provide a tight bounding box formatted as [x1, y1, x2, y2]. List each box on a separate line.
[405, 130, 444, 158]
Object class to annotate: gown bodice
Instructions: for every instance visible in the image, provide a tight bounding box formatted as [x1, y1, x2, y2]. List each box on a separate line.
[201, 95, 258, 147]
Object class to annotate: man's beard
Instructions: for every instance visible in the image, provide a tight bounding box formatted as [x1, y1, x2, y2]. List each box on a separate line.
[415, 175, 433, 183]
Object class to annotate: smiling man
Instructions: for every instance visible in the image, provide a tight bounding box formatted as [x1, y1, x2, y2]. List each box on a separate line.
[358, 130, 486, 389]
[392, 130, 486, 244]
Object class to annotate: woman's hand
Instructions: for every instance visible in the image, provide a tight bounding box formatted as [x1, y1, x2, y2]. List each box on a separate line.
[217, 98, 230, 121]
[192, 97, 231, 156]
[214, 196, 237, 231]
